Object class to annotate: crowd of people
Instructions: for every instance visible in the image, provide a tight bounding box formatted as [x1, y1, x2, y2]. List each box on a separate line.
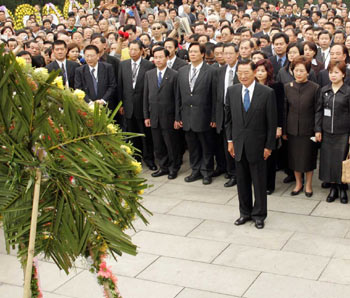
[1, 0, 350, 229]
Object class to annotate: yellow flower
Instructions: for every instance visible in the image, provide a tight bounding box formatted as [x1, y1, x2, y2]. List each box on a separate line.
[53, 76, 64, 90]
[131, 160, 142, 174]
[107, 124, 117, 134]
[34, 67, 49, 81]
[74, 89, 86, 101]
[99, 243, 108, 253]
[16, 56, 27, 68]
[138, 189, 144, 195]
[120, 144, 132, 154]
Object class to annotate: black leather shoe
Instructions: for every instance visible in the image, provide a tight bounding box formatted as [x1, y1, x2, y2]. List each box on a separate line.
[145, 162, 157, 171]
[234, 216, 251, 225]
[283, 175, 296, 183]
[151, 169, 169, 177]
[326, 186, 338, 203]
[168, 172, 177, 180]
[255, 219, 265, 229]
[266, 189, 274, 195]
[184, 173, 202, 183]
[212, 169, 225, 177]
[202, 176, 212, 185]
[305, 191, 313, 198]
[340, 187, 348, 204]
[224, 173, 232, 179]
[321, 182, 331, 189]
[291, 187, 303, 196]
[224, 177, 237, 187]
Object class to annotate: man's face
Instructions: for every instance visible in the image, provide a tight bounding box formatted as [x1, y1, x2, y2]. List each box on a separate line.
[318, 34, 331, 49]
[29, 42, 41, 56]
[8, 41, 17, 51]
[91, 38, 105, 55]
[103, 10, 110, 19]
[53, 44, 67, 61]
[304, 30, 314, 42]
[189, 45, 203, 64]
[205, 52, 215, 64]
[224, 46, 238, 66]
[154, 50, 168, 69]
[237, 63, 255, 87]
[129, 43, 142, 61]
[241, 31, 251, 41]
[259, 38, 269, 48]
[125, 29, 136, 41]
[158, 13, 166, 22]
[194, 25, 206, 35]
[0, 12, 6, 22]
[311, 13, 319, 23]
[285, 30, 297, 43]
[84, 28, 93, 40]
[273, 37, 288, 56]
[324, 24, 334, 34]
[330, 45, 346, 62]
[239, 41, 252, 59]
[164, 41, 176, 58]
[151, 23, 162, 38]
[68, 17, 75, 28]
[286, 6, 292, 15]
[99, 19, 108, 32]
[84, 49, 99, 67]
[261, 16, 271, 31]
[334, 33, 345, 44]
[73, 33, 83, 45]
[221, 28, 232, 43]
[214, 47, 224, 65]
[141, 19, 149, 28]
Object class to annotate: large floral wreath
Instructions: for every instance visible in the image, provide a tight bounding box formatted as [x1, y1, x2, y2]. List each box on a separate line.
[14, 4, 42, 30]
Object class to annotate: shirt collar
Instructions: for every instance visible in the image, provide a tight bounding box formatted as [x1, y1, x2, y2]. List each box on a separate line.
[227, 62, 237, 72]
[191, 61, 204, 72]
[157, 67, 167, 76]
[131, 57, 142, 66]
[243, 80, 256, 93]
[57, 59, 66, 67]
[169, 56, 176, 65]
[89, 63, 98, 73]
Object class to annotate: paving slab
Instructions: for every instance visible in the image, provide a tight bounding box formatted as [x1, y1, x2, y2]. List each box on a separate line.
[138, 256, 259, 297]
[133, 230, 228, 263]
[311, 201, 350, 219]
[176, 288, 239, 298]
[319, 259, 350, 285]
[213, 243, 330, 280]
[244, 272, 350, 298]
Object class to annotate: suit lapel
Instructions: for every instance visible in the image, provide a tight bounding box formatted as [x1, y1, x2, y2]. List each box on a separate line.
[234, 85, 244, 126]
[183, 65, 191, 91]
[135, 59, 145, 88]
[84, 65, 96, 97]
[97, 62, 104, 98]
[193, 63, 207, 91]
[219, 65, 227, 103]
[158, 68, 170, 90]
[126, 60, 133, 87]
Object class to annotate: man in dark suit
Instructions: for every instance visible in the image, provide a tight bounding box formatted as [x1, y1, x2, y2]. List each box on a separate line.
[164, 38, 187, 71]
[75, 45, 117, 106]
[268, 32, 289, 78]
[176, 42, 217, 185]
[225, 60, 277, 229]
[46, 40, 80, 89]
[144, 47, 181, 179]
[216, 43, 240, 187]
[253, 15, 272, 38]
[318, 44, 350, 87]
[118, 40, 156, 170]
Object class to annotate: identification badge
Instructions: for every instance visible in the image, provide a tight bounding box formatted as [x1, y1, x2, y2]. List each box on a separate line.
[324, 108, 331, 117]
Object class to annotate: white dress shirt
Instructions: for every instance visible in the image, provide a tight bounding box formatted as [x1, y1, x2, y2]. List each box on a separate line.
[321, 48, 330, 69]
[131, 57, 142, 89]
[88, 63, 99, 82]
[224, 63, 237, 99]
[57, 59, 69, 87]
[167, 56, 176, 69]
[189, 61, 203, 90]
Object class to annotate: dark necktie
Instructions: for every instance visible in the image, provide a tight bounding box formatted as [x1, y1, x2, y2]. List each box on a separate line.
[61, 63, 67, 84]
[228, 69, 234, 86]
[190, 68, 198, 90]
[278, 58, 283, 68]
[132, 62, 138, 86]
[322, 52, 326, 63]
[244, 88, 250, 112]
[91, 68, 98, 96]
[157, 71, 162, 88]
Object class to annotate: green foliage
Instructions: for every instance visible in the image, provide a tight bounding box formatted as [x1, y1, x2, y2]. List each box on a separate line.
[0, 47, 150, 275]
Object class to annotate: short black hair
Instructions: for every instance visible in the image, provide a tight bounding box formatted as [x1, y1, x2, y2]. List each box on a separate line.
[52, 39, 67, 49]
[91, 33, 107, 43]
[164, 37, 179, 49]
[129, 39, 144, 50]
[223, 42, 238, 52]
[237, 59, 256, 71]
[153, 46, 170, 57]
[272, 32, 289, 44]
[84, 44, 99, 54]
[188, 42, 206, 55]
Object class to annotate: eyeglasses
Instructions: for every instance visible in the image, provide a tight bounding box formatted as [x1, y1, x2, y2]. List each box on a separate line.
[152, 26, 161, 30]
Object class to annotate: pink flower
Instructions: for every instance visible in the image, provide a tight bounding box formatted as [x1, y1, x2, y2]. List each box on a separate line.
[98, 261, 112, 279]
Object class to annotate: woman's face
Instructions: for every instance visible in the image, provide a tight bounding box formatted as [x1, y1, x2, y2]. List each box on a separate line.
[345, 37, 350, 50]
[287, 46, 300, 63]
[329, 66, 345, 84]
[68, 47, 79, 61]
[3, 28, 13, 37]
[293, 63, 308, 83]
[252, 54, 264, 64]
[255, 65, 268, 83]
[304, 45, 315, 59]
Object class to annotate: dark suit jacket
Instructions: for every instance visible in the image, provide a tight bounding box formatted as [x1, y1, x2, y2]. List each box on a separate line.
[176, 62, 217, 132]
[276, 66, 318, 85]
[46, 60, 80, 89]
[118, 58, 155, 119]
[269, 55, 288, 78]
[143, 68, 178, 129]
[261, 45, 274, 58]
[225, 83, 277, 163]
[74, 62, 117, 105]
[171, 57, 187, 71]
[283, 80, 320, 136]
[216, 65, 239, 134]
[318, 68, 350, 87]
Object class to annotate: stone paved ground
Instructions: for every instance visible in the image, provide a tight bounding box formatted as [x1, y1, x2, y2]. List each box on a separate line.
[2, 155, 350, 298]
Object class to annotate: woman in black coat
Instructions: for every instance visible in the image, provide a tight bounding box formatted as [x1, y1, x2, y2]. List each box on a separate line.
[255, 59, 284, 195]
[283, 56, 320, 197]
[303, 41, 325, 77]
[315, 61, 350, 204]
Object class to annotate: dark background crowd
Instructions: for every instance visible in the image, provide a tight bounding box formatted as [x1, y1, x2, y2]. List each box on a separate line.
[1, 0, 350, 228]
